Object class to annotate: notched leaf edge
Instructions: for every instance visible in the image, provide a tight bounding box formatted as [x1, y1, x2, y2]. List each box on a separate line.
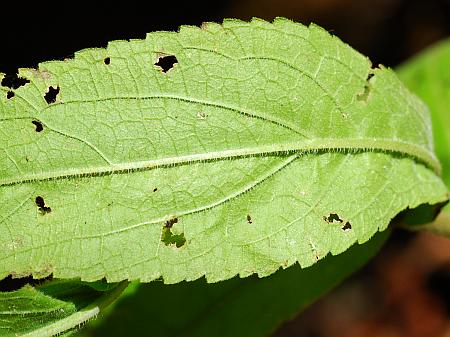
[1, 18, 448, 286]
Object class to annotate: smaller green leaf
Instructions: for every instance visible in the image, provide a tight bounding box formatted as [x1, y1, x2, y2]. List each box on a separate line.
[0, 285, 75, 337]
[0, 280, 128, 337]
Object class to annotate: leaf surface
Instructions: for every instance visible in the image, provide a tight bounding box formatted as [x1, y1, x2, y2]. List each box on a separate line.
[0, 18, 448, 284]
[76, 230, 388, 337]
[397, 38, 450, 213]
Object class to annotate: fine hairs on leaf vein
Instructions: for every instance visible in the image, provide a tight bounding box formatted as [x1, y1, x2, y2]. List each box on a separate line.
[0, 139, 441, 187]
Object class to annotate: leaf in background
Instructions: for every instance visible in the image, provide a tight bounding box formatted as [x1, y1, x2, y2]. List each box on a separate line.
[0, 18, 447, 285]
[397, 38, 450, 214]
[0, 279, 127, 337]
[0, 284, 76, 337]
[77, 230, 389, 337]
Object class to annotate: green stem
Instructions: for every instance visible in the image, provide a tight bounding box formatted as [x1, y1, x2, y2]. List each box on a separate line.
[22, 280, 129, 337]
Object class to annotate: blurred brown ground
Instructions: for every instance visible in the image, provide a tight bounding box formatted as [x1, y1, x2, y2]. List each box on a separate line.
[272, 231, 450, 337]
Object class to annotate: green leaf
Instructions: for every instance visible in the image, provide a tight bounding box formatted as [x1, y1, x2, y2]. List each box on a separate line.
[0, 18, 448, 286]
[77, 230, 389, 337]
[0, 285, 76, 336]
[0, 280, 127, 337]
[397, 38, 450, 213]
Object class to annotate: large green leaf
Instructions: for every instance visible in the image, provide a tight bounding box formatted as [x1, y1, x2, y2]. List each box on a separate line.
[397, 38, 450, 214]
[0, 18, 447, 286]
[77, 230, 388, 337]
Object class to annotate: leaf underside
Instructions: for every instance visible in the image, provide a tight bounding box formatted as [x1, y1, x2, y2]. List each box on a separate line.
[0, 18, 448, 285]
[78, 230, 389, 337]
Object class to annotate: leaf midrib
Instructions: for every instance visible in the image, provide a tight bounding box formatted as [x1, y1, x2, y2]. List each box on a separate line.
[1, 137, 440, 187]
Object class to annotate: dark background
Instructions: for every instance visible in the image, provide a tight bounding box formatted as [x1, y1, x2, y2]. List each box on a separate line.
[2, 1, 450, 336]
[1, 0, 450, 74]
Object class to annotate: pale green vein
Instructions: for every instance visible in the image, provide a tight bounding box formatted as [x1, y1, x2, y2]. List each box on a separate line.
[3, 148, 22, 173]
[269, 25, 370, 81]
[0, 190, 35, 225]
[40, 121, 113, 165]
[0, 155, 298, 261]
[29, 155, 298, 245]
[242, 55, 345, 115]
[0, 138, 440, 187]
[183, 39, 368, 83]
[42, 94, 311, 138]
[243, 156, 348, 247]
[183, 46, 348, 115]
